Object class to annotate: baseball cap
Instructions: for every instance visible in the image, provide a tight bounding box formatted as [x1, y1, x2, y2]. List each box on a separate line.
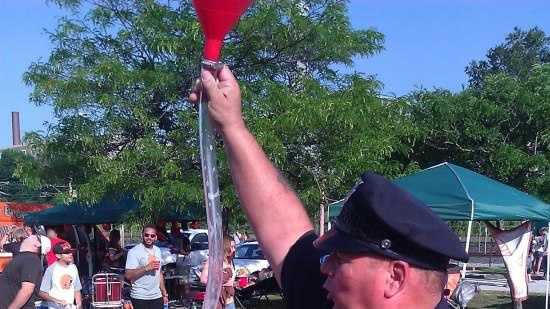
[53, 242, 75, 255]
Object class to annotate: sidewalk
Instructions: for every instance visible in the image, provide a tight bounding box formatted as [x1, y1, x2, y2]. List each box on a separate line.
[474, 275, 550, 294]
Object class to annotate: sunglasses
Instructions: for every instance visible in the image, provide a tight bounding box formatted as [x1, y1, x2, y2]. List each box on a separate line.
[143, 233, 157, 238]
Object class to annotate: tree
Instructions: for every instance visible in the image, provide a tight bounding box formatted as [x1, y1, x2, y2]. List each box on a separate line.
[409, 30, 550, 203]
[22, 0, 413, 224]
[466, 27, 550, 89]
[0, 148, 60, 202]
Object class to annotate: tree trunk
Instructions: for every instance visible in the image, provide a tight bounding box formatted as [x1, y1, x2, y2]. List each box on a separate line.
[222, 207, 230, 236]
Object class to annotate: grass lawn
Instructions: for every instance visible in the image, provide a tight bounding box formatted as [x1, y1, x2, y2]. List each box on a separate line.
[467, 292, 545, 308]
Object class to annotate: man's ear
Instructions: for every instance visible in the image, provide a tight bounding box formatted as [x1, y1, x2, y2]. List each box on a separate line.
[384, 260, 409, 298]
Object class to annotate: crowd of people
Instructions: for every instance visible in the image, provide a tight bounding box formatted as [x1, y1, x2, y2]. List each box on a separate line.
[0, 224, 121, 308]
[528, 227, 549, 280]
[0, 220, 241, 309]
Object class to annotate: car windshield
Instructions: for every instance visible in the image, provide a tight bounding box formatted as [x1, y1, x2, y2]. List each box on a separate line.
[235, 244, 264, 259]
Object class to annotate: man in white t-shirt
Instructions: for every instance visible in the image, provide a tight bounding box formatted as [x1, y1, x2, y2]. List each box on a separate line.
[125, 224, 168, 309]
[39, 242, 82, 309]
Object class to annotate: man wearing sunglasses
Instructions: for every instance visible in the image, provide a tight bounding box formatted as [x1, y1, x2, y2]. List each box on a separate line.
[125, 225, 168, 309]
[0, 234, 51, 309]
[189, 67, 468, 309]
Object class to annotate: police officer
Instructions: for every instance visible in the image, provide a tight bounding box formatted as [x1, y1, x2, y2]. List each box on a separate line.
[189, 67, 468, 309]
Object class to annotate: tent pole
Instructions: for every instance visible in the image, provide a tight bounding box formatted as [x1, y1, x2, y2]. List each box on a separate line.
[484, 226, 488, 255]
[327, 203, 331, 231]
[320, 203, 325, 236]
[546, 222, 549, 309]
[72, 225, 81, 266]
[462, 219, 474, 278]
[478, 222, 482, 253]
[447, 165, 475, 279]
[121, 224, 125, 248]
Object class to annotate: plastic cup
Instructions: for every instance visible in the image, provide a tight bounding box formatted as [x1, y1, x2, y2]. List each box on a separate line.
[238, 277, 248, 288]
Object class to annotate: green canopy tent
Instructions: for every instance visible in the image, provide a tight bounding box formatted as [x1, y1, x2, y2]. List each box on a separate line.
[24, 196, 204, 225]
[393, 162, 550, 276]
[393, 162, 550, 222]
[327, 162, 550, 275]
[329, 162, 550, 221]
[24, 196, 140, 225]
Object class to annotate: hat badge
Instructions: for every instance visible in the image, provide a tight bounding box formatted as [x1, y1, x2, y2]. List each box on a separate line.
[380, 239, 392, 249]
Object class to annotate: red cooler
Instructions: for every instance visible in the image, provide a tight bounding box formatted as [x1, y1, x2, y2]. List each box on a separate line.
[92, 273, 123, 306]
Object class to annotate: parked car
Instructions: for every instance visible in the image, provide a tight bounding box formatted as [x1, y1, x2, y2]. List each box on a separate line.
[182, 228, 209, 251]
[234, 241, 270, 274]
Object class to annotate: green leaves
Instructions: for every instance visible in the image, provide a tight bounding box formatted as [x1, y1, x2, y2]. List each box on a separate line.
[22, 0, 389, 222]
[243, 74, 416, 214]
[408, 27, 550, 203]
[409, 62, 550, 203]
[466, 27, 550, 89]
[19, 3, 550, 225]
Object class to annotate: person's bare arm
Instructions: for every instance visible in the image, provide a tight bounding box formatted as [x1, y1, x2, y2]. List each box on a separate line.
[199, 260, 208, 284]
[190, 67, 313, 283]
[75, 291, 82, 308]
[125, 262, 154, 282]
[39, 291, 68, 305]
[8, 282, 36, 309]
[159, 270, 168, 303]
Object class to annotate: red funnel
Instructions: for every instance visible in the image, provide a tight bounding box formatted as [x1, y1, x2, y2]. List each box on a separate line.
[193, 0, 253, 62]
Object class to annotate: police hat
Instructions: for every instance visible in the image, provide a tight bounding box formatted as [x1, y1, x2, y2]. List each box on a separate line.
[315, 172, 468, 271]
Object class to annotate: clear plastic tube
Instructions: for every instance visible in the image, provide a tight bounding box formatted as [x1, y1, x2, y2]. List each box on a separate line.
[199, 60, 224, 309]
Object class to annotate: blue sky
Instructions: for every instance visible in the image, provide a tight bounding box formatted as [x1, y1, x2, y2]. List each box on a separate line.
[1, 0, 549, 148]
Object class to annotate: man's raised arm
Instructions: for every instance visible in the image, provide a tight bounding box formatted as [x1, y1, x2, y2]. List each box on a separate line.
[190, 67, 313, 283]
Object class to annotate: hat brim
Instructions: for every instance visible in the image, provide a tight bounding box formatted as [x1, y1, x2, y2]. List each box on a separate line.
[314, 227, 384, 255]
[314, 227, 450, 271]
[55, 248, 76, 255]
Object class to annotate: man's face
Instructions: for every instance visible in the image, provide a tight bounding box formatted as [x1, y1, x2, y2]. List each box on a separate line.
[320, 252, 388, 309]
[142, 228, 157, 246]
[24, 226, 33, 236]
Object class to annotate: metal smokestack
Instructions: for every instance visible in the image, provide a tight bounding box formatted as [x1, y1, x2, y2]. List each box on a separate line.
[11, 112, 21, 146]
